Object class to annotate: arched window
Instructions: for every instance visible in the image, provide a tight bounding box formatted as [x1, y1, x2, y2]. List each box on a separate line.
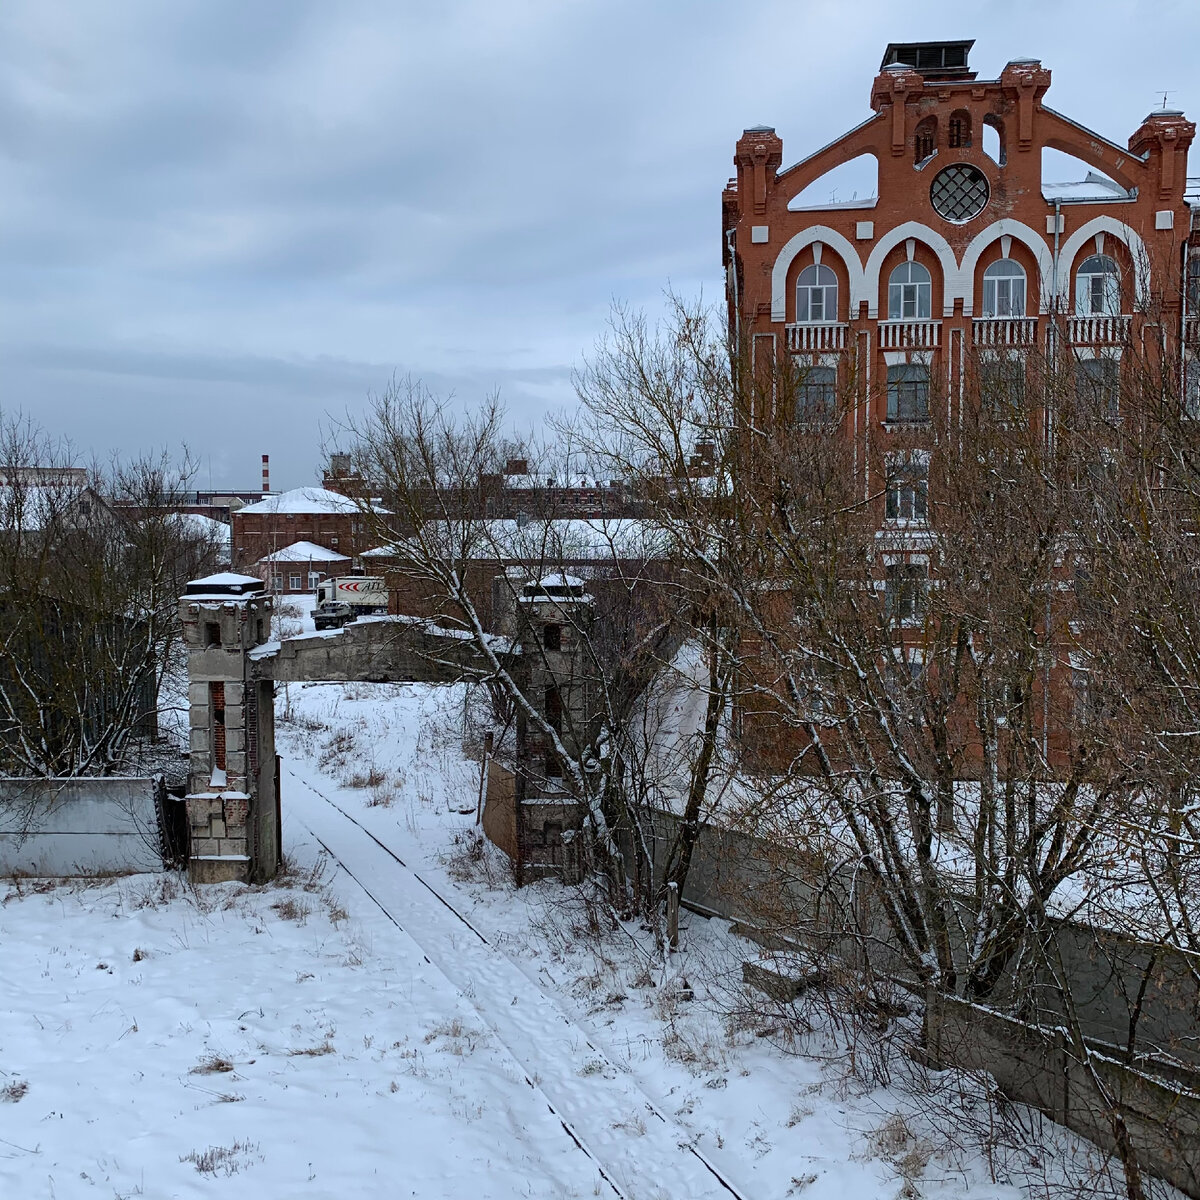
[982, 115, 1006, 166]
[913, 117, 937, 166]
[795, 263, 838, 323]
[982, 258, 1027, 318]
[888, 261, 932, 320]
[1076, 254, 1121, 315]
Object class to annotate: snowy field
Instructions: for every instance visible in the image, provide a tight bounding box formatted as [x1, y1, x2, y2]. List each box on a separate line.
[0, 681, 1166, 1200]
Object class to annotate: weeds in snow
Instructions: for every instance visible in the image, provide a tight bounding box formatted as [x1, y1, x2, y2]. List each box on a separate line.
[271, 897, 311, 923]
[288, 1040, 335, 1057]
[180, 1140, 261, 1177]
[1, 1078, 29, 1102]
[190, 1053, 235, 1075]
[441, 829, 510, 888]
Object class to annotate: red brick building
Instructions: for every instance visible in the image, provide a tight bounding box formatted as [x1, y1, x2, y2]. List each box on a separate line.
[723, 40, 1198, 458]
[721, 41, 1199, 769]
[231, 487, 373, 571]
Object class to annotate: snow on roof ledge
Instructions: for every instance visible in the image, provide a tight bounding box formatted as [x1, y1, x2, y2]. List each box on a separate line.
[184, 572, 266, 600]
[258, 540, 351, 564]
[235, 487, 387, 516]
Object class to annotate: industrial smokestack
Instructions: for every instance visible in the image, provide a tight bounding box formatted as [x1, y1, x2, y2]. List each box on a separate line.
[261, 454, 270, 494]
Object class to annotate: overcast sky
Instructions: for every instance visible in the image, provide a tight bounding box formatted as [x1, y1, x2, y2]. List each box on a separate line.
[2, 0, 1198, 489]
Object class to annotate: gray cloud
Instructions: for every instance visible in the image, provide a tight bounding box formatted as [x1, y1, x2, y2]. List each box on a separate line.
[2, 0, 1198, 486]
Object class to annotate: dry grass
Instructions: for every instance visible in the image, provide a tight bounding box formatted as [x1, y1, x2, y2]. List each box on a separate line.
[346, 766, 387, 790]
[440, 829, 509, 888]
[271, 897, 311, 923]
[180, 1140, 261, 1177]
[288, 1039, 335, 1058]
[867, 1112, 935, 1184]
[1, 1079, 29, 1102]
[189, 1053, 235, 1076]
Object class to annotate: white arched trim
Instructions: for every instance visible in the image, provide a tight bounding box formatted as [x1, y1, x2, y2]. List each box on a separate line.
[1055, 215, 1150, 309]
[770, 226, 865, 322]
[957, 219, 1056, 316]
[859, 221, 960, 318]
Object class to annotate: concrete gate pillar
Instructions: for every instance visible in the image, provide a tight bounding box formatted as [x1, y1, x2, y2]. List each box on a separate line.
[179, 573, 279, 884]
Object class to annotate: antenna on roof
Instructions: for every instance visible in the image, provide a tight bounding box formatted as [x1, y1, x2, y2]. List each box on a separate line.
[1158, 90, 1177, 110]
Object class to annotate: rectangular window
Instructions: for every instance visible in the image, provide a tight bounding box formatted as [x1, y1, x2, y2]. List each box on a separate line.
[289, 573, 303, 591]
[1074, 357, 1120, 420]
[886, 457, 929, 522]
[307, 571, 321, 590]
[543, 623, 562, 651]
[885, 563, 927, 624]
[796, 365, 837, 422]
[890, 282, 932, 320]
[210, 682, 226, 772]
[271, 574, 283, 592]
[979, 358, 1026, 418]
[886, 364, 930, 422]
[1186, 358, 1200, 419]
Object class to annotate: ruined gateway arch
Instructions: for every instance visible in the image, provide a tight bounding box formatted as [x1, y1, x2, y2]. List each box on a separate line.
[179, 572, 590, 884]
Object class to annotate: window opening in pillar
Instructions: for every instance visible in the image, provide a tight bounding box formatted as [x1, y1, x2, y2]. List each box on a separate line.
[210, 681, 226, 773]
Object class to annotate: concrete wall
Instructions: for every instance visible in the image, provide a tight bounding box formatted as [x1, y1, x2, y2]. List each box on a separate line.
[257, 618, 492, 685]
[627, 808, 1200, 1073]
[482, 761, 518, 862]
[0, 777, 165, 876]
[927, 991, 1200, 1199]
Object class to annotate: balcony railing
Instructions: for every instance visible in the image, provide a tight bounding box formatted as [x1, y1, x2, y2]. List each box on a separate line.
[785, 322, 848, 353]
[1065, 315, 1131, 345]
[1185, 315, 1200, 343]
[972, 317, 1038, 347]
[878, 320, 941, 350]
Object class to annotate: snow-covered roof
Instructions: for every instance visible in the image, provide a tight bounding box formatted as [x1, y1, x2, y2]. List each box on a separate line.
[1041, 171, 1132, 203]
[540, 573, 583, 589]
[258, 540, 350, 564]
[362, 518, 665, 563]
[0, 484, 99, 532]
[184, 572, 266, 600]
[236, 487, 365, 516]
[172, 512, 231, 542]
[191, 571, 261, 586]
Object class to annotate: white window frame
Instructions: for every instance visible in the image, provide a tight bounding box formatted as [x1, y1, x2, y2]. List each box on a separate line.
[982, 258, 1027, 318]
[886, 363, 931, 423]
[888, 261, 932, 320]
[795, 364, 837, 422]
[885, 452, 930, 524]
[1075, 254, 1121, 316]
[795, 263, 838, 324]
[1185, 357, 1200, 420]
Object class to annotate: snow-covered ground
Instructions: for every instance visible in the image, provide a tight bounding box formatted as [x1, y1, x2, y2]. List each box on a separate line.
[0, 682, 1164, 1199]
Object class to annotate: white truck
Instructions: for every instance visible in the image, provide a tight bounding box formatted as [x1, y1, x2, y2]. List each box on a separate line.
[314, 575, 389, 616]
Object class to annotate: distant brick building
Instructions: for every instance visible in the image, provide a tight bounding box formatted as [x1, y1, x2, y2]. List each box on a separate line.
[323, 454, 639, 521]
[231, 487, 372, 571]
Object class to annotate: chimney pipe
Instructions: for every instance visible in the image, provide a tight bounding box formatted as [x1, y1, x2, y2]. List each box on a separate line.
[261, 454, 270, 494]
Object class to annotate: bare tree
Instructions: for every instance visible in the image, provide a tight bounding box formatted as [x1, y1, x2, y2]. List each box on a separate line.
[335, 377, 689, 915]
[0, 412, 215, 776]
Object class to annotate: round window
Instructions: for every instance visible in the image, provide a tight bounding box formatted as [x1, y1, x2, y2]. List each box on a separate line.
[930, 164, 989, 223]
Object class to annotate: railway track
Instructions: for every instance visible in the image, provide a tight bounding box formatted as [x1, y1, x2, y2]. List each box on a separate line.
[287, 767, 753, 1200]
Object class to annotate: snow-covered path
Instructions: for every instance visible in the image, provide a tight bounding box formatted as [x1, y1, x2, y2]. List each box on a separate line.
[287, 767, 753, 1200]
